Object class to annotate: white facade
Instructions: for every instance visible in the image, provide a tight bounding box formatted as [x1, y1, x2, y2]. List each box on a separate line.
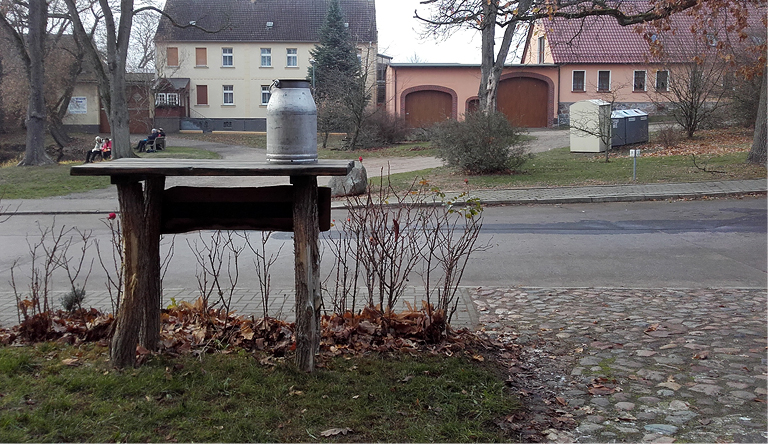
[156, 41, 378, 124]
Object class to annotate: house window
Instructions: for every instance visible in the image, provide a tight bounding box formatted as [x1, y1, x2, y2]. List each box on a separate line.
[633, 70, 646, 91]
[196, 85, 208, 105]
[196, 48, 207, 67]
[167, 47, 179, 67]
[261, 85, 271, 105]
[655, 70, 669, 91]
[155, 93, 179, 106]
[286, 48, 298, 67]
[572, 70, 586, 92]
[223, 85, 234, 104]
[261, 48, 272, 67]
[597, 70, 611, 92]
[537, 36, 546, 64]
[222, 47, 233, 67]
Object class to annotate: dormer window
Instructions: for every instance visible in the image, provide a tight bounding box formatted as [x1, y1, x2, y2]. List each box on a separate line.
[266, 21, 273, 28]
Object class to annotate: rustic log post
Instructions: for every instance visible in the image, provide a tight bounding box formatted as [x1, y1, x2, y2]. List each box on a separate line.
[110, 180, 145, 368]
[110, 176, 164, 367]
[291, 175, 321, 372]
[139, 176, 164, 350]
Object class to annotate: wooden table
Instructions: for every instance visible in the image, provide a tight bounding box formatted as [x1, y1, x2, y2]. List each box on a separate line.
[71, 159, 352, 371]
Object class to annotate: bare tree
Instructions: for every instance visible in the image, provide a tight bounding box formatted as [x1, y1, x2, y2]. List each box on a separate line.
[1, 0, 54, 165]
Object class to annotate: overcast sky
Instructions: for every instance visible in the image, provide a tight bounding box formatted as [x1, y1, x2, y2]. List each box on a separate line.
[376, 0, 483, 64]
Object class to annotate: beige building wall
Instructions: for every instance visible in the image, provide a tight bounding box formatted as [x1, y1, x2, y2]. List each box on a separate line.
[157, 41, 379, 121]
[521, 23, 555, 65]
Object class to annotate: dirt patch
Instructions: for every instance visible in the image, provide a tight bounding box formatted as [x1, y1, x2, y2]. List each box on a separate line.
[0, 131, 91, 164]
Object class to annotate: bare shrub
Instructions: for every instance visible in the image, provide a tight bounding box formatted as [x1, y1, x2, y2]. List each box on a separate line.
[242, 231, 285, 319]
[324, 173, 487, 338]
[654, 124, 681, 149]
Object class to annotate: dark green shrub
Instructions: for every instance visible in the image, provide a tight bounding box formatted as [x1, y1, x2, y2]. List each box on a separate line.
[60, 287, 86, 312]
[431, 111, 529, 174]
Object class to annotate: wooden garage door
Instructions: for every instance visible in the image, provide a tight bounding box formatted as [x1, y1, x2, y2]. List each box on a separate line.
[404, 90, 452, 128]
[498, 77, 548, 128]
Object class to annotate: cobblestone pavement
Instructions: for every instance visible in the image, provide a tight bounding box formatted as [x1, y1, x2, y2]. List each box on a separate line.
[471, 287, 768, 443]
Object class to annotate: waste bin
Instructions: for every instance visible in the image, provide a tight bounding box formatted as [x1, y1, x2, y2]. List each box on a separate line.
[611, 110, 628, 147]
[624, 109, 649, 144]
[570, 99, 611, 152]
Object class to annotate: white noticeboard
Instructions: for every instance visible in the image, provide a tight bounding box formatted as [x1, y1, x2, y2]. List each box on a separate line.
[68, 97, 88, 114]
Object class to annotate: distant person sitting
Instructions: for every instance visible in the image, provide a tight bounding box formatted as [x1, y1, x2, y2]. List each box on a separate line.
[85, 136, 103, 163]
[136, 129, 158, 152]
[100, 138, 112, 159]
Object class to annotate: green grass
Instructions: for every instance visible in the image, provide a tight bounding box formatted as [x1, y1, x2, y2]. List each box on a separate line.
[0, 163, 112, 199]
[382, 148, 766, 192]
[137, 146, 222, 159]
[174, 132, 439, 158]
[0, 343, 519, 442]
[0, 147, 220, 199]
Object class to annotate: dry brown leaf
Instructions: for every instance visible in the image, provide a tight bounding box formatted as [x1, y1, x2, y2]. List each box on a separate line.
[693, 351, 709, 360]
[472, 354, 485, 362]
[588, 384, 616, 396]
[555, 397, 568, 406]
[61, 358, 79, 366]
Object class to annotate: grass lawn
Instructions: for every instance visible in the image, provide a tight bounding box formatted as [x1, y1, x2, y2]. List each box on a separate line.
[0, 147, 220, 199]
[0, 343, 519, 443]
[175, 132, 439, 159]
[383, 149, 765, 192]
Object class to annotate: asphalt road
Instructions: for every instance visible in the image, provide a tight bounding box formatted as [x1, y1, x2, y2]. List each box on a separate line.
[1, 196, 765, 297]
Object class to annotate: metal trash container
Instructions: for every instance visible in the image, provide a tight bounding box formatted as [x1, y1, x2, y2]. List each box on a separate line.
[624, 109, 649, 144]
[266, 79, 318, 164]
[611, 110, 628, 147]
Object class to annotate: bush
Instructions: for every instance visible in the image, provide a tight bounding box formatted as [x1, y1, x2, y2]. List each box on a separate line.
[431, 111, 529, 174]
[60, 287, 86, 312]
[653, 124, 681, 149]
[354, 111, 409, 148]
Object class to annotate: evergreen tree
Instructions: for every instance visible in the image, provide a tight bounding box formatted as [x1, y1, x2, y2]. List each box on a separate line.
[309, 0, 360, 96]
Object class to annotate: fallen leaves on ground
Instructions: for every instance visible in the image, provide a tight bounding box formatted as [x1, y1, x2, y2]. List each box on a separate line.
[623, 128, 753, 158]
[0, 298, 465, 362]
[320, 427, 353, 437]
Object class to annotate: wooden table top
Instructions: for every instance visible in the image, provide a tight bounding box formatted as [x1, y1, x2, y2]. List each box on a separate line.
[70, 158, 354, 178]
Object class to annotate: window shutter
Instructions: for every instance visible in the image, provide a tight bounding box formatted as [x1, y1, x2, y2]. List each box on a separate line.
[167, 47, 179, 67]
[196, 48, 207, 66]
[197, 85, 208, 105]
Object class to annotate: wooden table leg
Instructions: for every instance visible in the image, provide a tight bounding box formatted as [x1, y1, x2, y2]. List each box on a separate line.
[291, 175, 321, 372]
[110, 176, 164, 368]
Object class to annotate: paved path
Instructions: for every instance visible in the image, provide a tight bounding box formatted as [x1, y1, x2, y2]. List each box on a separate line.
[473, 287, 767, 443]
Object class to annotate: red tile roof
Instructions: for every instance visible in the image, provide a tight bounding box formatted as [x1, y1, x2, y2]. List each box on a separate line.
[541, 1, 765, 64]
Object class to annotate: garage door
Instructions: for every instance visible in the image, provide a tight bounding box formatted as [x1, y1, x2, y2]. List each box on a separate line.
[498, 77, 549, 128]
[404, 90, 452, 128]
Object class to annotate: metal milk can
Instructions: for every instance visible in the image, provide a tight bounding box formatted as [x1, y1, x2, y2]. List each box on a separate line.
[266, 80, 317, 164]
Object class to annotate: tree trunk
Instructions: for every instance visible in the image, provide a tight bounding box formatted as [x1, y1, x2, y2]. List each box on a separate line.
[0, 51, 5, 133]
[477, 2, 497, 112]
[747, 68, 766, 165]
[18, 0, 53, 166]
[291, 175, 321, 372]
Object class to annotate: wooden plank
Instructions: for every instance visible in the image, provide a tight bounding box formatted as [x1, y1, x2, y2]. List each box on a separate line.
[160, 186, 332, 234]
[70, 159, 353, 178]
